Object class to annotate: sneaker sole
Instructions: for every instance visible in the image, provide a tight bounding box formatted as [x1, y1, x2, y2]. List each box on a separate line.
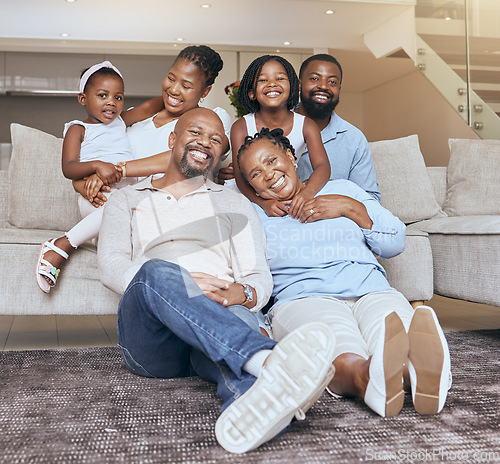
[215, 322, 336, 454]
[408, 307, 445, 415]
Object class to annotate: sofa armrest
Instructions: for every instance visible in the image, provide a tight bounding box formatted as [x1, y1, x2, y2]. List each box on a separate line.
[427, 167, 447, 208]
[377, 232, 434, 302]
[0, 170, 8, 228]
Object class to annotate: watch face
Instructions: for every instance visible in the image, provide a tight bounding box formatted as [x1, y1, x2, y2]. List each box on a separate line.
[244, 285, 253, 302]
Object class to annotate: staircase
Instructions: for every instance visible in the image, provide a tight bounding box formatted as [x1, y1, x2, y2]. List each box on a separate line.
[364, 0, 500, 140]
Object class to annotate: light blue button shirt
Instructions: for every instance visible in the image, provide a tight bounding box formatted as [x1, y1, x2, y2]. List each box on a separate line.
[296, 112, 381, 201]
[254, 180, 405, 307]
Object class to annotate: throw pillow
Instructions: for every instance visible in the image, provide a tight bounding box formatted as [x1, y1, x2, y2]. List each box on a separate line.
[443, 138, 500, 216]
[9, 123, 81, 231]
[369, 134, 444, 224]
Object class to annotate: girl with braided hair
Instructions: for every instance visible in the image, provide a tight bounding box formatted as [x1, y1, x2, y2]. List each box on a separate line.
[229, 55, 330, 218]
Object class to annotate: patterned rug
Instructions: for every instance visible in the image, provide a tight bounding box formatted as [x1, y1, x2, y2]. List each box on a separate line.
[0, 330, 499, 463]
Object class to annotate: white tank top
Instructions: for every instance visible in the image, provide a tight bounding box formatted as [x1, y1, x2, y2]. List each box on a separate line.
[63, 116, 133, 165]
[243, 112, 307, 161]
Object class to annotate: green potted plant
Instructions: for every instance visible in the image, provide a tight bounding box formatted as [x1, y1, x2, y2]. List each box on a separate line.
[224, 80, 248, 119]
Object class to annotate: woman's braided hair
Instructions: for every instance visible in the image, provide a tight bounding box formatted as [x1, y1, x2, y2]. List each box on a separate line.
[237, 55, 299, 113]
[176, 45, 223, 87]
[237, 127, 296, 182]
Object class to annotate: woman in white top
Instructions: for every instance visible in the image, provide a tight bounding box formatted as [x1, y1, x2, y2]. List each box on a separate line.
[78, 45, 231, 209]
[44, 46, 231, 292]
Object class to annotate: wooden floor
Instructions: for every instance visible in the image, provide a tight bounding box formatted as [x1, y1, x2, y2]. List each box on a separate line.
[0, 294, 498, 351]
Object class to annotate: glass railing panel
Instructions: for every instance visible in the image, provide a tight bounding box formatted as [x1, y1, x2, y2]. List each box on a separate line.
[415, 35, 468, 123]
[414, 0, 500, 139]
[467, 0, 500, 138]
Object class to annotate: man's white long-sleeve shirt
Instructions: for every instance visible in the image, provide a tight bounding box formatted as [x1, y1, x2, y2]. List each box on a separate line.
[98, 176, 273, 312]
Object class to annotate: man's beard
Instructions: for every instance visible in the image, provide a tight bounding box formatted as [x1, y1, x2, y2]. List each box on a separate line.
[301, 90, 339, 120]
[179, 145, 215, 178]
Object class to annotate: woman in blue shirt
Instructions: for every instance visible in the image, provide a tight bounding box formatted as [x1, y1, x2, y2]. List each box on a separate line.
[236, 127, 451, 418]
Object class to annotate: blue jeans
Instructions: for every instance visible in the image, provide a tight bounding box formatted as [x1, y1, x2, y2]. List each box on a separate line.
[117, 260, 276, 411]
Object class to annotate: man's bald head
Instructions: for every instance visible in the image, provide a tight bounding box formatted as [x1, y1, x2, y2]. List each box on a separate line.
[174, 107, 225, 138]
[168, 108, 227, 180]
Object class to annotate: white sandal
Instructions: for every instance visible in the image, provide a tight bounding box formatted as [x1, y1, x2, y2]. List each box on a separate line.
[36, 239, 69, 293]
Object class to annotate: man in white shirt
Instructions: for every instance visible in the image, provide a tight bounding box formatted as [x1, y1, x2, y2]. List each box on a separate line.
[98, 108, 336, 454]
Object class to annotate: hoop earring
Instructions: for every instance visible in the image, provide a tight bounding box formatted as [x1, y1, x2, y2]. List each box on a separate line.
[294, 163, 298, 169]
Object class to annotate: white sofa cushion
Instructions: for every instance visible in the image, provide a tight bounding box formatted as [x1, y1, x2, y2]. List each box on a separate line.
[443, 138, 500, 217]
[0, 239, 119, 315]
[416, 215, 500, 235]
[8, 123, 81, 231]
[369, 135, 444, 224]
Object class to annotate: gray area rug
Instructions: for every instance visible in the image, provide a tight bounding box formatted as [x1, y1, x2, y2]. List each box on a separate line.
[0, 330, 499, 463]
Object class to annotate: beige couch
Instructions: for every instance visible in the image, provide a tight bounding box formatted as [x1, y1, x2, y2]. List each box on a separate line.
[0, 126, 498, 315]
[371, 135, 499, 308]
[1, 124, 120, 315]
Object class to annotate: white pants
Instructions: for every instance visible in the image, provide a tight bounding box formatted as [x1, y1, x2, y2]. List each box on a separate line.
[269, 290, 414, 361]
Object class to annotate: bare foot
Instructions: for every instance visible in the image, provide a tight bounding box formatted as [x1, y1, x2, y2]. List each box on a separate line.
[328, 353, 369, 398]
[40, 236, 74, 286]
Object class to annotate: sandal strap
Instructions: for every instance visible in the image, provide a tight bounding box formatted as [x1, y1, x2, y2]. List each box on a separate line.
[44, 239, 69, 260]
[37, 257, 60, 286]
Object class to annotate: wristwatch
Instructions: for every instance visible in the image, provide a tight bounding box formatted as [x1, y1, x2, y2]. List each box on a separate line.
[116, 161, 127, 178]
[240, 283, 254, 305]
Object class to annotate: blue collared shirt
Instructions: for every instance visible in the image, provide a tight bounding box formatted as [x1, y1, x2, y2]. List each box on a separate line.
[296, 112, 381, 201]
[253, 180, 405, 307]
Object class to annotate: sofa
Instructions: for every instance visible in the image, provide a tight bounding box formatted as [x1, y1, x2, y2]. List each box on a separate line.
[371, 135, 499, 308]
[0, 125, 498, 315]
[0, 124, 120, 315]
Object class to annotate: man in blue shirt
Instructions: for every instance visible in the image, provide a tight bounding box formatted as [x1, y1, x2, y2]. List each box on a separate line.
[295, 54, 381, 201]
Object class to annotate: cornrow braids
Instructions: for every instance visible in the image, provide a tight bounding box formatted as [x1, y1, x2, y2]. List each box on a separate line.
[237, 127, 296, 182]
[80, 67, 123, 93]
[176, 45, 223, 87]
[237, 55, 300, 113]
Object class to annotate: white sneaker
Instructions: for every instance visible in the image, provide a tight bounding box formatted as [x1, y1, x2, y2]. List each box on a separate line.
[364, 312, 409, 417]
[408, 305, 452, 415]
[215, 322, 336, 454]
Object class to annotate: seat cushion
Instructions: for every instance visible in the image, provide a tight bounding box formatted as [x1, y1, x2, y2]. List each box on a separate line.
[412, 215, 500, 306]
[429, 233, 499, 306]
[369, 135, 444, 224]
[443, 139, 500, 217]
[0, 239, 119, 315]
[416, 216, 500, 235]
